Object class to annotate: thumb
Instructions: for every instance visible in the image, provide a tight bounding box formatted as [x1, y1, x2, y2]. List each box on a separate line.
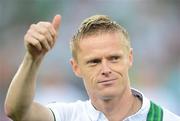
[52, 14, 61, 31]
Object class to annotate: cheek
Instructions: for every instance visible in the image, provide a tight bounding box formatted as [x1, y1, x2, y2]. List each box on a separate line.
[81, 66, 101, 88]
[110, 60, 130, 76]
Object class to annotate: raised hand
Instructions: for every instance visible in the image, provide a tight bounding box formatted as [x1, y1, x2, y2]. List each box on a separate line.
[24, 15, 61, 59]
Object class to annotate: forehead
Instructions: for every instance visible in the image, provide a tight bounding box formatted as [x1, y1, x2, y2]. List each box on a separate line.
[77, 32, 128, 59]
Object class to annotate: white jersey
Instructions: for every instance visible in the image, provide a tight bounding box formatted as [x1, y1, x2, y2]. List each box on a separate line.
[47, 89, 180, 121]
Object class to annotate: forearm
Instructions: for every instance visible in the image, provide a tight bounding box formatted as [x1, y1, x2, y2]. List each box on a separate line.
[4, 15, 61, 121]
[5, 52, 43, 119]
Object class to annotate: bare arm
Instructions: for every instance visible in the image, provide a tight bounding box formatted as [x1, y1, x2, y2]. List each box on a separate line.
[4, 15, 61, 121]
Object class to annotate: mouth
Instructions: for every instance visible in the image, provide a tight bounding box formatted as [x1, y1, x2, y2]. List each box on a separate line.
[98, 78, 117, 85]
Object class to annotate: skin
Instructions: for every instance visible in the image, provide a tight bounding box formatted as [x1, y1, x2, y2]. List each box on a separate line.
[71, 32, 142, 121]
[4, 15, 61, 121]
[4, 15, 141, 121]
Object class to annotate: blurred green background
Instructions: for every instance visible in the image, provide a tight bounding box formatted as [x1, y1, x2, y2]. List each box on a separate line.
[0, 0, 180, 120]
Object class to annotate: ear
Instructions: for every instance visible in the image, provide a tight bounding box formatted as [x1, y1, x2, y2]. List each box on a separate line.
[129, 48, 133, 67]
[70, 58, 82, 78]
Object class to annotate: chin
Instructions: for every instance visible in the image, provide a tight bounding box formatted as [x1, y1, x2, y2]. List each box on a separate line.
[100, 95, 115, 101]
[99, 90, 117, 100]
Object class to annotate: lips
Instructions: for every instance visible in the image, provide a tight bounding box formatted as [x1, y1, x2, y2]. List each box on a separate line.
[98, 78, 117, 85]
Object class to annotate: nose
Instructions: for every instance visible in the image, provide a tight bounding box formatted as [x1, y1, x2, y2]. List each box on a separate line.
[101, 59, 112, 76]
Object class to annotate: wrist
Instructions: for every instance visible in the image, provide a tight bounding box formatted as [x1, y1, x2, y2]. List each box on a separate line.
[24, 52, 44, 65]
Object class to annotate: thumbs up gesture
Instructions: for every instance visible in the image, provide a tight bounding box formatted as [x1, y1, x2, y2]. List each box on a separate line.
[24, 15, 61, 59]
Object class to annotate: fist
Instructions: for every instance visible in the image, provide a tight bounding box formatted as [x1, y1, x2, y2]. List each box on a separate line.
[24, 15, 61, 58]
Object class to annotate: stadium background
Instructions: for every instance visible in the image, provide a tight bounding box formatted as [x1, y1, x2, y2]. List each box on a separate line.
[0, 0, 180, 120]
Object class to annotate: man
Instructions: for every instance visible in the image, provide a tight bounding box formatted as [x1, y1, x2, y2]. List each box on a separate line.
[4, 15, 180, 121]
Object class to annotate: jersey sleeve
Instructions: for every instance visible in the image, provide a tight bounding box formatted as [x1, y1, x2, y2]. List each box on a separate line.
[46, 100, 86, 121]
[46, 102, 74, 121]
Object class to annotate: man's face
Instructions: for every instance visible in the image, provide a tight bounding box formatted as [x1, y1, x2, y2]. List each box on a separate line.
[71, 32, 133, 100]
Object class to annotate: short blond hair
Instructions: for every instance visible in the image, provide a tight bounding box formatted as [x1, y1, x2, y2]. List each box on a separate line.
[70, 15, 130, 61]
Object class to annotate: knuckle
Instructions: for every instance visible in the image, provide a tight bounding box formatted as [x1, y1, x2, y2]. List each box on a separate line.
[39, 22, 52, 29]
[30, 24, 36, 29]
[42, 29, 47, 34]
[46, 22, 51, 27]
[27, 29, 32, 34]
[24, 32, 32, 40]
[38, 21, 50, 27]
[38, 21, 45, 25]
[34, 40, 39, 45]
[39, 35, 46, 41]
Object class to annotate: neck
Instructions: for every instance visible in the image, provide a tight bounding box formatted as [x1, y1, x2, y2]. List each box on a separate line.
[91, 88, 142, 121]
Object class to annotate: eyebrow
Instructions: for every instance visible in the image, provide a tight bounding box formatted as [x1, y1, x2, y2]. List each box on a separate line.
[107, 54, 122, 59]
[84, 52, 123, 62]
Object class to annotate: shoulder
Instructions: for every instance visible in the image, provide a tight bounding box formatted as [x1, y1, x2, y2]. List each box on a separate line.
[163, 108, 180, 121]
[47, 100, 89, 114]
[46, 100, 90, 121]
[131, 88, 180, 121]
[147, 100, 180, 121]
[47, 100, 88, 108]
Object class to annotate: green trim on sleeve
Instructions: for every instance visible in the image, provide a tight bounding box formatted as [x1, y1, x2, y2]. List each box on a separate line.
[147, 101, 163, 121]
